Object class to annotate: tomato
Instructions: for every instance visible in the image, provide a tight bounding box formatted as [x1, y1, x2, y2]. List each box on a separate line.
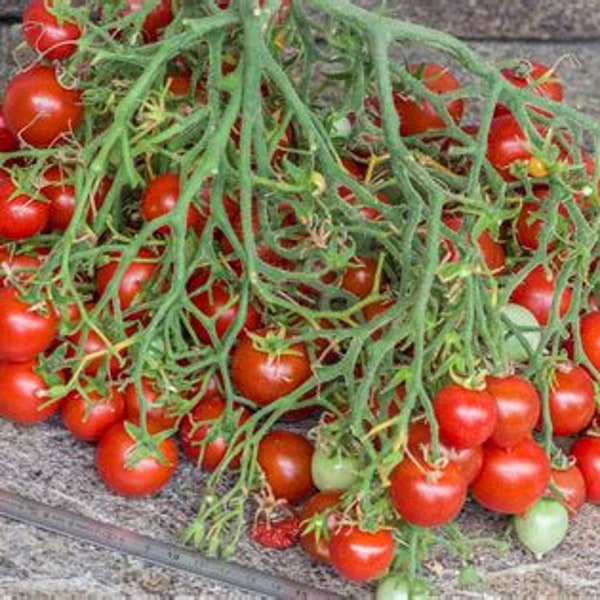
[433, 383, 497, 449]
[189, 281, 262, 345]
[544, 363, 596, 436]
[231, 329, 311, 406]
[0, 247, 41, 286]
[510, 266, 572, 326]
[579, 311, 600, 373]
[96, 248, 159, 310]
[363, 297, 394, 340]
[341, 257, 378, 299]
[96, 421, 178, 497]
[61, 384, 125, 441]
[501, 303, 541, 363]
[0, 359, 57, 424]
[549, 464, 586, 515]
[445, 445, 483, 485]
[22, 0, 81, 61]
[65, 328, 121, 378]
[0, 287, 57, 362]
[122, 0, 174, 43]
[299, 490, 342, 564]
[376, 576, 429, 600]
[0, 171, 50, 240]
[496, 61, 563, 118]
[251, 512, 300, 550]
[179, 394, 250, 471]
[571, 436, 600, 504]
[389, 455, 466, 527]
[3, 65, 83, 148]
[470, 438, 551, 514]
[39, 165, 75, 232]
[257, 430, 315, 504]
[329, 526, 394, 582]
[124, 377, 177, 434]
[514, 498, 569, 559]
[0, 111, 19, 153]
[311, 449, 361, 492]
[485, 374, 540, 448]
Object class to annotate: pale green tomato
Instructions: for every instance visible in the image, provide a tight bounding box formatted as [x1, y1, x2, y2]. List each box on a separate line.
[376, 576, 429, 600]
[501, 303, 541, 362]
[311, 448, 361, 491]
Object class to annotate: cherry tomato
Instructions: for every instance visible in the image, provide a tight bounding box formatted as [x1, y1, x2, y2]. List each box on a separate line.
[0, 171, 50, 240]
[299, 490, 342, 564]
[389, 454, 466, 527]
[122, 0, 174, 43]
[189, 281, 262, 345]
[579, 311, 600, 373]
[311, 449, 361, 492]
[329, 526, 394, 582]
[251, 512, 300, 550]
[0, 111, 19, 153]
[3, 65, 83, 148]
[485, 374, 540, 448]
[341, 257, 378, 299]
[433, 383, 497, 449]
[0, 359, 57, 424]
[549, 464, 586, 515]
[470, 438, 551, 514]
[179, 394, 250, 470]
[571, 436, 600, 504]
[61, 384, 125, 441]
[22, 0, 81, 61]
[65, 327, 121, 378]
[231, 329, 311, 406]
[446, 445, 484, 485]
[0, 287, 57, 362]
[257, 430, 315, 504]
[124, 377, 178, 434]
[0, 247, 41, 286]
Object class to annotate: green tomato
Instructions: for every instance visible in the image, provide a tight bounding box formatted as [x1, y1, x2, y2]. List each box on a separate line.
[311, 448, 361, 491]
[514, 498, 569, 559]
[501, 303, 541, 362]
[376, 576, 429, 600]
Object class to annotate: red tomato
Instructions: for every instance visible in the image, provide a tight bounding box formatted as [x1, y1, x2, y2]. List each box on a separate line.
[571, 436, 600, 504]
[0, 359, 57, 424]
[389, 455, 466, 526]
[121, 0, 174, 42]
[231, 329, 311, 406]
[341, 257, 378, 299]
[96, 421, 178, 497]
[433, 383, 497, 449]
[179, 394, 250, 470]
[257, 430, 315, 504]
[446, 445, 484, 485]
[329, 526, 394, 582]
[251, 513, 300, 550]
[40, 165, 76, 232]
[22, 0, 81, 61]
[485, 374, 540, 448]
[0, 247, 41, 286]
[470, 438, 551, 514]
[363, 297, 394, 340]
[61, 385, 125, 441]
[549, 464, 586, 515]
[66, 328, 121, 378]
[299, 490, 342, 564]
[579, 311, 600, 373]
[545, 363, 596, 436]
[124, 377, 178, 434]
[510, 265, 572, 326]
[0, 111, 19, 153]
[189, 281, 262, 345]
[96, 248, 159, 310]
[0, 287, 57, 362]
[3, 65, 83, 148]
[0, 171, 50, 240]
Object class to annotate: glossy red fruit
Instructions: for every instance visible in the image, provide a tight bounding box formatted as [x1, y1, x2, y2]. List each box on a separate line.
[485, 374, 541, 448]
[0, 248, 41, 286]
[446, 445, 484, 485]
[549, 464, 586, 515]
[65, 328, 121, 378]
[0, 111, 19, 153]
[299, 490, 343, 564]
[121, 0, 174, 43]
[124, 377, 177, 434]
[3, 65, 83, 148]
[579, 311, 600, 373]
[22, 0, 81, 61]
[471, 438, 551, 514]
[571, 436, 600, 504]
[341, 257, 378, 299]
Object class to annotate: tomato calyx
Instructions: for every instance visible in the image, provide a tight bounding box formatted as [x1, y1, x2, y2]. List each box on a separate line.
[122, 421, 175, 469]
[245, 327, 305, 362]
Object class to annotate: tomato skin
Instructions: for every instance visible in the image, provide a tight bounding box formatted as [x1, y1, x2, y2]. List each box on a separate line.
[0, 359, 57, 424]
[545, 363, 596, 436]
[96, 421, 178, 497]
[179, 394, 250, 471]
[22, 0, 81, 61]
[341, 257, 377, 299]
[299, 490, 342, 564]
[389, 456, 466, 527]
[579, 311, 600, 373]
[0, 112, 19, 153]
[470, 438, 551, 514]
[3, 65, 83, 148]
[0, 287, 57, 363]
[189, 282, 262, 345]
[571, 436, 600, 504]
[510, 266, 572, 326]
[549, 464, 586, 515]
[433, 383, 497, 449]
[0, 248, 41, 286]
[0, 171, 50, 240]
[257, 430, 315, 504]
[447, 445, 484, 485]
[231, 330, 311, 406]
[124, 377, 177, 434]
[485, 374, 540, 448]
[329, 526, 394, 582]
[61, 385, 125, 442]
[122, 0, 174, 43]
